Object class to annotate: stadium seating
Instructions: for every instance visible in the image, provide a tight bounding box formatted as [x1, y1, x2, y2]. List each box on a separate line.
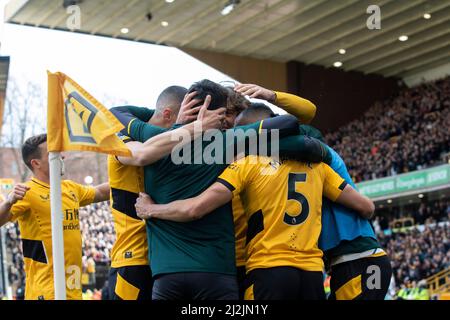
[325, 77, 449, 183]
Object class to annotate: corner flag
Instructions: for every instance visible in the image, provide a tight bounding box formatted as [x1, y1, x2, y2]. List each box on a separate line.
[46, 71, 130, 299]
[47, 71, 131, 156]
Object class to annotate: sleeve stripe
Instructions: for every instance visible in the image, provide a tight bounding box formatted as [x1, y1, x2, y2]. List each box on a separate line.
[216, 178, 236, 192]
[258, 120, 264, 134]
[338, 181, 348, 191]
[127, 118, 136, 135]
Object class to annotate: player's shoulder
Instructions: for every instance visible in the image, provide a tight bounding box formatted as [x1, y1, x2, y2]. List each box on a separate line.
[283, 159, 321, 170]
[288, 161, 328, 179]
[23, 180, 34, 188]
[234, 155, 273, 167]
[315, 162, 332, 174]
[13, 180, 43, 204]
[25, 179, 47, 193]
[61, 179, 86, 190]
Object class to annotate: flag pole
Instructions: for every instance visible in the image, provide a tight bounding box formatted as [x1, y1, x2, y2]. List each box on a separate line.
[49, 152, 66, 300]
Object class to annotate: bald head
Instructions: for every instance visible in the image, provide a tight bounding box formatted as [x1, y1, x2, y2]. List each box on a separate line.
[155, 85, 187, 114]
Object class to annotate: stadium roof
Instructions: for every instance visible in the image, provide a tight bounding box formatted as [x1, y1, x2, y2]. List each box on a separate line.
[5, 0, 450, 79]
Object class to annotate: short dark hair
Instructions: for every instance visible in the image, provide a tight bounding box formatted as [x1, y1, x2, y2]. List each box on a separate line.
[22, 133, 47, 171]
[235, 103, 278, 126]
[187, 79, 228, 110]
[242, 102, 276, 119]
[156, 85, 187, 113]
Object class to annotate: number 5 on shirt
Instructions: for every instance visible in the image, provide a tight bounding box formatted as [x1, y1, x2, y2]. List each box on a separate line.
[284, 173, 310, 226]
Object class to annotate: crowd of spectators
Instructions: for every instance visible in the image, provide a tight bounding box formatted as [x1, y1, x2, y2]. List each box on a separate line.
[325, 76, 450, 182]
[79, 202, 115, 265]
[378, 217, 449, 290]
[3, 223, 25, 293]
[374, 198, 450, 293]
[373, 198, 450, 232]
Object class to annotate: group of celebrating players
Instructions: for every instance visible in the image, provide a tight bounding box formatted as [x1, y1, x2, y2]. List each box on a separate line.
[0, 79, 392, 300]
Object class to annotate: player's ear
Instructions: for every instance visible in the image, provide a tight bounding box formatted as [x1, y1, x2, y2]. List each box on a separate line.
[162, 108, 172, 120]
[30, 158, 40, 171]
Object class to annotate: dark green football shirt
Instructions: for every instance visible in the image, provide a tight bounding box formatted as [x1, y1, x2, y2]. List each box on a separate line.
[299, 124, 324, 142]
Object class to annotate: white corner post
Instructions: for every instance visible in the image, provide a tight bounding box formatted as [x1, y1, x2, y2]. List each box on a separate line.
[49, 152, 66, 300]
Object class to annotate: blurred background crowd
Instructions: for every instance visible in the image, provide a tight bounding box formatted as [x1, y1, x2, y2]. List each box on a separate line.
[325, 77, 449, 183]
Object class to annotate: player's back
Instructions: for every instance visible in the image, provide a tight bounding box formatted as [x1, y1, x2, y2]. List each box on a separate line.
[218, 156, 345, 273]
[143, 139, 235, 277]
[107, 155, 148, 268]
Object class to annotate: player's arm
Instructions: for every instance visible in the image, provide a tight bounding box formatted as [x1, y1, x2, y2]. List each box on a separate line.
[235, 84, 316, 124]
[92, 183, 110, 203]
[135, 182, 232, 222]
[323, 165, 375, 219]
[0, 184, 30, 227]
[110, 105, 168, 143]
[110, 105, 154, 127]
[116, 141, 145, 166]
[135, 156, 251, 222]
[117, 97, 226, 166]
[278, 135, 332, 164]
[335, 185, 375, 220]
[299, 124, 325, 142]
[233, 113, 299, 139]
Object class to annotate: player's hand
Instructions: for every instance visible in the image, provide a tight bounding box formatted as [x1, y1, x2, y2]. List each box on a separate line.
[135, 192, 155, 220]
[176, 91, 202, 124]
[234, 84, 276, 103]
[197, 95, 226, 130]
[6, 184, 30, 205]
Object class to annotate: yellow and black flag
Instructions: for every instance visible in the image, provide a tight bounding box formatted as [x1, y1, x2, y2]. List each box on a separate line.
[47, 71, 131, 157]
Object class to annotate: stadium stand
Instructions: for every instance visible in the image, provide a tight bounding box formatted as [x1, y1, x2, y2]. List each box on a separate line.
[374, 198, 450, 230]
[377, 213, 449, 293]
[325, 77, 450, 183]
